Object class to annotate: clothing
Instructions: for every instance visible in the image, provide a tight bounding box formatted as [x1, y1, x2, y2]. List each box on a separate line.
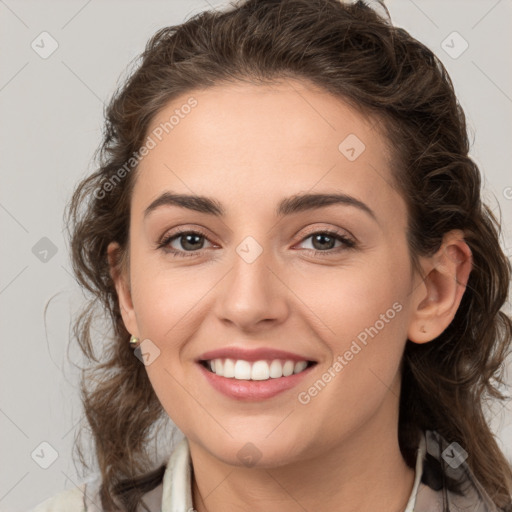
[30, 429, 505, 511]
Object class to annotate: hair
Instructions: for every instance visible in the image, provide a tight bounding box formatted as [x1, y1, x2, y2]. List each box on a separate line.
[64, 0, 512, 510]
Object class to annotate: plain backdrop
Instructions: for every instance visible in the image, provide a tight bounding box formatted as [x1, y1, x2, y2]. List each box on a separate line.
[1, 0, 511, 510]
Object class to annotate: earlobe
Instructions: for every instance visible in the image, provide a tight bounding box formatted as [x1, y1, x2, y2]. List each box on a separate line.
[407, 230, 473, 344]
[107, 241, 139, 337]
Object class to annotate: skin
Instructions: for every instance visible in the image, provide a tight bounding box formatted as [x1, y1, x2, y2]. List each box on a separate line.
[108, 79, 472, 512]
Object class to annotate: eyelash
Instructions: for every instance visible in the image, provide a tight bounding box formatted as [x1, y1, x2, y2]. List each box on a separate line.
[156, 227, 356, 259]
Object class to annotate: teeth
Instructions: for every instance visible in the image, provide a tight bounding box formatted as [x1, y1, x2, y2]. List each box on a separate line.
[204, 358, 311, 380]
[294, 361, 308, 374]
[234, 360, 251, 380]
[251, 361, 269, 380]
[269, 360, 282, 378]
[282, 360, 295, 376]
[224, 358, 235, 378]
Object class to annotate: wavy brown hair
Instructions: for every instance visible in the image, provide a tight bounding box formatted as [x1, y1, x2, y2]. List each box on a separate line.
[64, 0, 512, 510]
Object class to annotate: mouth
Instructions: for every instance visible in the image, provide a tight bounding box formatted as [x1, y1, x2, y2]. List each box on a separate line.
[199, 358, 317, 381]
[196, 357, 318, 401]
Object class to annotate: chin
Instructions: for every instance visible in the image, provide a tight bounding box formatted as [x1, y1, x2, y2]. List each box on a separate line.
[197, 433, 309, 469]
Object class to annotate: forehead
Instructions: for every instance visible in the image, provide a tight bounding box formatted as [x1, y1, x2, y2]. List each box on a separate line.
[132, 80, 404, 227]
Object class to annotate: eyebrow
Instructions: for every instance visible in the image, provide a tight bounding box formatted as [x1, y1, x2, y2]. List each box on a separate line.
[143, 191, 377, 221]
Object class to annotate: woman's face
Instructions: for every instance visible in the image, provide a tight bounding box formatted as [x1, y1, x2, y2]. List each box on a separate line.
[113, 79, 426, 467]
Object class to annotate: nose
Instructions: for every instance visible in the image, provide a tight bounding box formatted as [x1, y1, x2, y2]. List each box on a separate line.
[213, 244, 290, 332]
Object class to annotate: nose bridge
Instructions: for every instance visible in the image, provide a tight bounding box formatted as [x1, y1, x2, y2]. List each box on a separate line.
[214, 233, 289, 329]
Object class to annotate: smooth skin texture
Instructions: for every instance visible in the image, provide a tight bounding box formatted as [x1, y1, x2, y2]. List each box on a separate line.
[108, 79, 472, 512]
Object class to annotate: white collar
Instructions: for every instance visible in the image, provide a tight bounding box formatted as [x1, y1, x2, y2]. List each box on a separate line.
[404, 432, 426, 511]
[160, 434, 426, 511]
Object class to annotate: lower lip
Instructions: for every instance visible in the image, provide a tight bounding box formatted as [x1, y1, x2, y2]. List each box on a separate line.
[197, 362, 316, 401]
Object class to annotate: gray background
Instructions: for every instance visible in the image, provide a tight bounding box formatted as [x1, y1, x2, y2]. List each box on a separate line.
[1, 0, 511, 510]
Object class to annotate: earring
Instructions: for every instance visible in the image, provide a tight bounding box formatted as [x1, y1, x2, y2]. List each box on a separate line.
[420, 325, 427, 333]
[129, 335, 140, 346]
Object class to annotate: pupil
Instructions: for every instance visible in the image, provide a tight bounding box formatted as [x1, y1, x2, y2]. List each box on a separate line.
[182, 234, 202, 250]
[313, 234, 334, 250]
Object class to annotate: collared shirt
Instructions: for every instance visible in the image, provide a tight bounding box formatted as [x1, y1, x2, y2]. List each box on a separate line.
[30, 429, 506, 511]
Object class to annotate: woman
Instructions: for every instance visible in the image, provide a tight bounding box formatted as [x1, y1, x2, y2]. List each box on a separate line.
[31, 0, 512, 510]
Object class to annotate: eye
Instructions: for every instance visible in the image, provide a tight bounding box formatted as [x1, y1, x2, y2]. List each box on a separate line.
[157, 228, 214, 258]
[296, 229, 356, 255]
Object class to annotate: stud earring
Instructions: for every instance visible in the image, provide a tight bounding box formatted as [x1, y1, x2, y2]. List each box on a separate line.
[420, 325, 427, 334]
[129, 335, 140, 346]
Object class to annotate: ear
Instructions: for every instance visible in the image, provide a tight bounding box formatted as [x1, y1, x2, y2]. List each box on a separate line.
[107, 241, 139, 338]
[407, 229, 473, 344]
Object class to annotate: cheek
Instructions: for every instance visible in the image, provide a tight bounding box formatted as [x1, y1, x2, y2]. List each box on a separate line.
[292, 248, 410, 349]
[127, 255, 220, 425]
[129, 250, 220, 343]
[143, 362, 199, 439]
[290, 247, 411, 407]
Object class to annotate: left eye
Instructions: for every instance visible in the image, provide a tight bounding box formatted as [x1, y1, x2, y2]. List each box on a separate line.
[298, 231, 355, 252]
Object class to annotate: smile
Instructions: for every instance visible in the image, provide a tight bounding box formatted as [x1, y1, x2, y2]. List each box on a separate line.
[200, 358, 315, 381]
[197, 358, 318, 401]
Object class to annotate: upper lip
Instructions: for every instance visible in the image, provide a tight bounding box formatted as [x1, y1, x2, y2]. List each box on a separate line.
[197, 347, 317, 363]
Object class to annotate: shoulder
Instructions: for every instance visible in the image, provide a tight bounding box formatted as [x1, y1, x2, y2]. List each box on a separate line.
[29, 484, 86, 512]
[417, 429, 509, 511]
[28, 465, 168, 512]
[29, 437, 191, 512]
